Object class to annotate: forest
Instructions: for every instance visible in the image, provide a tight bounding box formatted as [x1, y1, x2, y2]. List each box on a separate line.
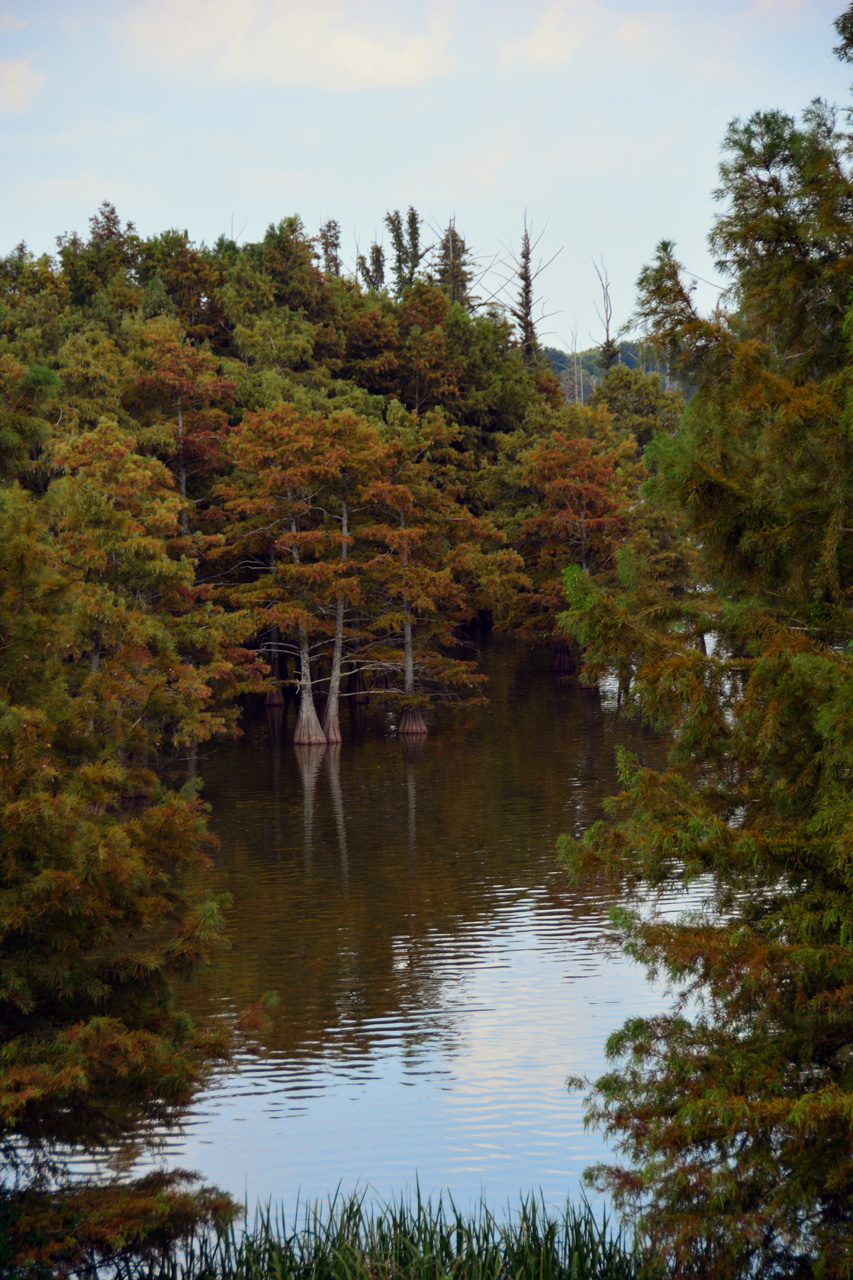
[4, 5, 853, 1275]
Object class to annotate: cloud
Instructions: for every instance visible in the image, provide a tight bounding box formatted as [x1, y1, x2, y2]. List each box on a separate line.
[0, 13, 25, 32]
[500, 1, 595, 68]
[0, 115, 152, 151]
[744, 0, 813, 13]
[0, 56, 45, 111]
[502, 0, 839, 74]
[120, 0, 454, 90]
[499, 1, 701, 72]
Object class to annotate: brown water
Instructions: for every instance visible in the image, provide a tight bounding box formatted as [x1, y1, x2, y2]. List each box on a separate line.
[130, 639, 680, 1211]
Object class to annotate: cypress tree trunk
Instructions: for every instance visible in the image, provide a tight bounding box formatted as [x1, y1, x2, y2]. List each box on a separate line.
[347, 666, 368, 704]
[266, 624, 287, 706]
[294, 629, 326, 744]
[399, 599, 427, 736]
[287, 487, 327, 745]
[323, 497, 348, 745]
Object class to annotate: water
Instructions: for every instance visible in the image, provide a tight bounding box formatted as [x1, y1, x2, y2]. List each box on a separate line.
[124, 639, 681, 1212]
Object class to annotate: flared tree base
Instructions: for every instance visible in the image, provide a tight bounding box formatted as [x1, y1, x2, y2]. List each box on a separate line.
[398, 707, 428, 736]
[294, 698, 328, 746]
[323, 711, 342, 745]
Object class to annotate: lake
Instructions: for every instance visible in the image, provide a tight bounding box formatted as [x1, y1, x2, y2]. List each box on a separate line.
[123, 637, 680, 1214]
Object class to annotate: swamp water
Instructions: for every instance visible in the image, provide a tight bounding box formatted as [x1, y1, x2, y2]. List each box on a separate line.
[123, 640, 681, 1212]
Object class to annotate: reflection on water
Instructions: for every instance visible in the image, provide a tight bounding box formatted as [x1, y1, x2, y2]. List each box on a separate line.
[133, 639, 680, 1210]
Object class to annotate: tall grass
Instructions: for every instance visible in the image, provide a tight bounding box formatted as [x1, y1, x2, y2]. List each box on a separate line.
[145, 1191, 643, 1280]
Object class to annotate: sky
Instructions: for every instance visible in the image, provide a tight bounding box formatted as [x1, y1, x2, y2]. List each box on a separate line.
[2, 0, 851, 349]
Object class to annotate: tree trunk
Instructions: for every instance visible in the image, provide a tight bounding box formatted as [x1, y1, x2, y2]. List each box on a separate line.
[293, 629, 327, 744]
[266, 624, 287, 706]
[552, 637, 578, 674]
[347, 666, 369, 705]
[323, 497, 348, 745]
[288, 487, 327, 745]
[399, 707, 428, 735]
[399, 599, 427, 736]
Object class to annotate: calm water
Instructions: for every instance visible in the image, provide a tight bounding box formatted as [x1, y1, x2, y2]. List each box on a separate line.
[126, 640, 681, 1212]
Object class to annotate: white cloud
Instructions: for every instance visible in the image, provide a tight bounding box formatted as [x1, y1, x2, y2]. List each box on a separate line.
[0, 56, 45, 111]
[0, 115, 151, 150]
[745, 0, 813, 14]
[500, 1, 595, 68]
[499, 1, 715, 73]
[502, 0, 841, 74]
[0, 13, 25, 32]
[120, 0, 454, 90]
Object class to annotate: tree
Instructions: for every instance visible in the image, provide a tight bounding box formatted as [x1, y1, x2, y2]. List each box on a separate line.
[130, 319, 235, 537]
[56, 201, 141, 317]
[318, 218, 343, 278]
[368, 405, 523, 733]
[512, 222, 538, 367]
[384, 207, 431, 298]
[560, 16, 853, 1274]
[430, 219, 475, 308]
[588, 363, 683, 454]
[0, 467, 240, 1272]
[835, 1, 853, 59]
[136, 228, 227, 344]
[708, 99, 853, 381]
[593, 258, 619, 373]
[221, 403, 339, 744]
[507, 217, 559, 370]
[357, 241, 386, 292]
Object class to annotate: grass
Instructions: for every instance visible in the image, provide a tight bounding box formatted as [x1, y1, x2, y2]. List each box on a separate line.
[142, 1191, 642, 1280]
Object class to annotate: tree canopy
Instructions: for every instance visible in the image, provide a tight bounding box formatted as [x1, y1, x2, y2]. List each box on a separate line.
[559, 9, 853, 1275]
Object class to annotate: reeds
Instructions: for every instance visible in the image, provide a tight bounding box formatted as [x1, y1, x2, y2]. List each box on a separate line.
[148, 1191, 642, 1280]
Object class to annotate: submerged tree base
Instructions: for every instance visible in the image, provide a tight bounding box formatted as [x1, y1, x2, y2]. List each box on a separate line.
[398, 708, 428, 736]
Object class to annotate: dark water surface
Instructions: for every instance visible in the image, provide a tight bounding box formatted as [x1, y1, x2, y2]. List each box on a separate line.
[133, 640, 680, 1211]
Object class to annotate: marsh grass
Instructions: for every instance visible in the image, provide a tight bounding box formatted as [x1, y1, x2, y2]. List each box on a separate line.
[143, 1191, 642, 1280]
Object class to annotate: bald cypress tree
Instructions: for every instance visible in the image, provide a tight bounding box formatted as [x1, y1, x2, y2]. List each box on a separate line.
[561, 12, 853, 1275]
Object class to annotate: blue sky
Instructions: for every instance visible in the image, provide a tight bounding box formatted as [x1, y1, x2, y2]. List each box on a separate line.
[2, 0, 850, 348]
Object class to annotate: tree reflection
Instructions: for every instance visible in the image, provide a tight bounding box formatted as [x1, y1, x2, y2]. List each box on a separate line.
[293, 743, 325, 866]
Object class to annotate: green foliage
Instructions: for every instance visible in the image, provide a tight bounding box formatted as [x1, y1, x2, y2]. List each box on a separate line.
[559, 18, 853, 1276]
[384, 207, 431, 298]
[588, 366, 682, 454]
